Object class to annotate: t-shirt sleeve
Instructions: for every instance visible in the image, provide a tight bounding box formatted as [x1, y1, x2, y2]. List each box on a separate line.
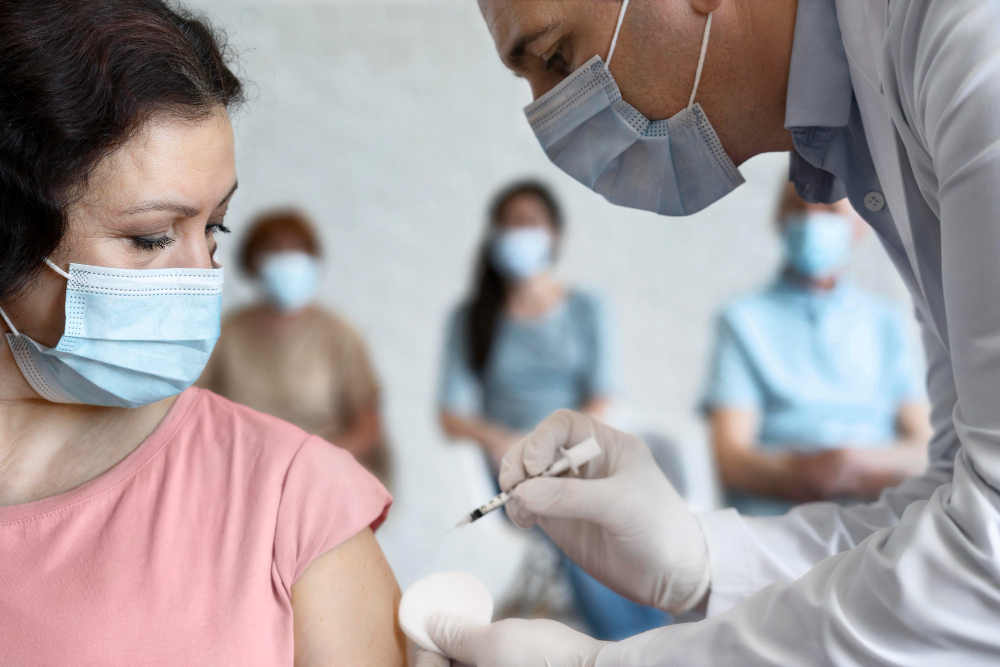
[700, 312, 765, 412]
[437, 307, 482, 416]
[273, 435, 392, 591]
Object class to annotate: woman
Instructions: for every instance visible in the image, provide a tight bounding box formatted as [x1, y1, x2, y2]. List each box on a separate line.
[199, 209, 390, 484]
[703, 184, 931, 516]
[437, 180, 666, 640]
[0, 3, 404, 665]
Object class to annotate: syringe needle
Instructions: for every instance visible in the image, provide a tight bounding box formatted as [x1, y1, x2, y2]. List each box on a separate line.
[450, 437, 601, 530]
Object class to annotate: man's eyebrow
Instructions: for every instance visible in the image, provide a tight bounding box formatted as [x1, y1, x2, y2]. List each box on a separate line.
[504, 21, 560, 71]
[122, 181, 238, 217]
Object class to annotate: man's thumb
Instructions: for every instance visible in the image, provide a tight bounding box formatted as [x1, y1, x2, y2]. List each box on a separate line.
[426, 611, 488, 664]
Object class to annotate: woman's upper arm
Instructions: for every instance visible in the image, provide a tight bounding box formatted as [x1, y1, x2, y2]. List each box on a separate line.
[292, 528, 406, 667]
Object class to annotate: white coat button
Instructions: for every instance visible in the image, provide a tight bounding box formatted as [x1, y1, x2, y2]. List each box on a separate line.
[864, 191, 886, 212]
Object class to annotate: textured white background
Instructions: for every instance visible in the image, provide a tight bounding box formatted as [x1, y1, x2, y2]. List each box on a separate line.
[196, 0, 916, 595]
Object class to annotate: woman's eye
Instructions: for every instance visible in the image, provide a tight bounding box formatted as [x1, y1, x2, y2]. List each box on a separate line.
[129, 235, 176, 252]
[206, 222, 231, 236]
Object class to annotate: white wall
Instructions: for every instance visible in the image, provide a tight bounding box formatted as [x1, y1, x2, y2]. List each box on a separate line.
[197, 0, 916, 594]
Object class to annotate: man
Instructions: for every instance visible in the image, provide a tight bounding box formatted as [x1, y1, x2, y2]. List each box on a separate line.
[419, 0, 1000, 664]
[706, 183, 931, 516]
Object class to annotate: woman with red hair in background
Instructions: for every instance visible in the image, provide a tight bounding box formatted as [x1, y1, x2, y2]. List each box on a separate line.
[200, 209, 391, 484]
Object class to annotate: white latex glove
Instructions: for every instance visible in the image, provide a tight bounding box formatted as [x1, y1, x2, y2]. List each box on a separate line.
[500, 409, 710, 614]
[413, 612, 606, 667]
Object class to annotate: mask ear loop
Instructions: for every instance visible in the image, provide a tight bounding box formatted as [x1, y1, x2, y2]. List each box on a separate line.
[0, 259, 71, 337]
[44, 258, 72, 281]
[605, 0, 631, 69]
[687, 13, 714, 110]
[0, 304, 20, 337]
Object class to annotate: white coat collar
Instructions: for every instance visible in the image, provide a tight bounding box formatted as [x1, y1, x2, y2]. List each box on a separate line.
[784, 0, 854, 129]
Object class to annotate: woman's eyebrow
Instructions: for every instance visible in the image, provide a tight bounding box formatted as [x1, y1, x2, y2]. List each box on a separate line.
[216, 181, 238, 209]
[504, 21, 560, 72]
[122, 181, 238, 217]
[122, 200, 200, 217]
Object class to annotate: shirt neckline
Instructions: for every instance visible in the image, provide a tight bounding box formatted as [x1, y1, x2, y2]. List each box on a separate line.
[0, 388, 199, 525]
[503, 289, 573, 327]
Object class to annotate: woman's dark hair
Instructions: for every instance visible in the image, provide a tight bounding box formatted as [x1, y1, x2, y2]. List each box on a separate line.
[240, 208, 322, 276]
[467, 180, 564, 374]
[0, 0, 244, 302]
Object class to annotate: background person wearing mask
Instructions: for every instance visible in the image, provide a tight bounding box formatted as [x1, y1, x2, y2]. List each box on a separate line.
[199, 209, 390, 483]
[419, 0, 1000, 664]
[0, 3, 402, 664]
[704, 182, 931, 516]
[437, 181, 667, 640]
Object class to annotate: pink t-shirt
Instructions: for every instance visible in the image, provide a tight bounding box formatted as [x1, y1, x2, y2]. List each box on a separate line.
[0, 388, 392, 666]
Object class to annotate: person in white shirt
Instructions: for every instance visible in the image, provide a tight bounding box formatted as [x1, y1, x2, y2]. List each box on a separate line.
[417, 0, 1000, 665]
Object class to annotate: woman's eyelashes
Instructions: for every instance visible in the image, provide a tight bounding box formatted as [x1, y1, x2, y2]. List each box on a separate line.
[128, 222, 229, 252]
[206, 222, 231, 236]
[129, 235, 175, 251]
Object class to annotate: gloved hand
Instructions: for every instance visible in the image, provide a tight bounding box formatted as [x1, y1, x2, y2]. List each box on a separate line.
[500, 409, 710, 614]
[413, 612, 606, 667]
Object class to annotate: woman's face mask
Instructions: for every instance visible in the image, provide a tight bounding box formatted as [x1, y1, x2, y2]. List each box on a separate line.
[782, 212, 854, 279]
[489, 228, 553, 282]
[523, 0, 744, 217]
[0, 258, 223, 408]
[259, 251, 321, 312]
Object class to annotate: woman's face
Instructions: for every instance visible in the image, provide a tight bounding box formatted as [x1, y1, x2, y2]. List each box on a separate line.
[2, 109, 237, 347]
[498, 193, 557, 239]
[251, 228, 315, 275]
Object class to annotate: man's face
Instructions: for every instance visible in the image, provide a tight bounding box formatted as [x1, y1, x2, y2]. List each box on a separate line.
[478, 0, 621, 100]
[479, 0, 703, 120]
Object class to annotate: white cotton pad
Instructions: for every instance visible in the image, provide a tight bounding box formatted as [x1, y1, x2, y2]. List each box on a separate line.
[399, 572, 494, 654]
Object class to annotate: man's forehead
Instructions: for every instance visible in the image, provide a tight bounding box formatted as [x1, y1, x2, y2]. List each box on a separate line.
[479, 0, 569, 66]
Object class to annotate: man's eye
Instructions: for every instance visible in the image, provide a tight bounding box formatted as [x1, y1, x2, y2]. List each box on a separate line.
[129, 236, 176, 252]
[545, 50, 569, 74]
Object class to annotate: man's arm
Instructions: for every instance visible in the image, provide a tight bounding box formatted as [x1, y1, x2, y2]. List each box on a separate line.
[710, 408, 820, 501]
[292, 528, 406, 667]
[794, 402, 931, 500]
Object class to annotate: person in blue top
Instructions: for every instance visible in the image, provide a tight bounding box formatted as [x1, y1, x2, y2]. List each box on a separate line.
[703, 183, 932, 517]
[438, 180, 667, 640]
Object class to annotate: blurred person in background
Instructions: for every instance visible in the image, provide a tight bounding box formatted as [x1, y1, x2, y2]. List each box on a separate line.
[199, 209, 391, 484]
[703, 182, 932, 516]
[437, 180, 667, 640]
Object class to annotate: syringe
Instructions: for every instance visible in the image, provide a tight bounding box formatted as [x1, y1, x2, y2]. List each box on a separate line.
[453, 437, 602, 529]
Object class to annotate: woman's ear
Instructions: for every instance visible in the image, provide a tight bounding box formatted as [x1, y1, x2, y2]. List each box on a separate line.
[688, 0, 724, 14]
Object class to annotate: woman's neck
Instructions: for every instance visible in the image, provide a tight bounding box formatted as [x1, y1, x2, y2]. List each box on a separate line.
[505, 273, 565, 320]
[0, 345, 172, 506]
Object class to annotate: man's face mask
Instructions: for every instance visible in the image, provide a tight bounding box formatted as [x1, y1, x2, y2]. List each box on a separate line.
[782, 212, 854, 279]
[524, 0, 744, 217]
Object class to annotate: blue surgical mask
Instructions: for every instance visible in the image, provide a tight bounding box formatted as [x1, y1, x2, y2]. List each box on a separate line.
[782, 212, 853, 278]
[259, 251, 320, 312]
[524, 1, 744, 217]
[489, 228, 553, 282]
[0, 258, 223, 408]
